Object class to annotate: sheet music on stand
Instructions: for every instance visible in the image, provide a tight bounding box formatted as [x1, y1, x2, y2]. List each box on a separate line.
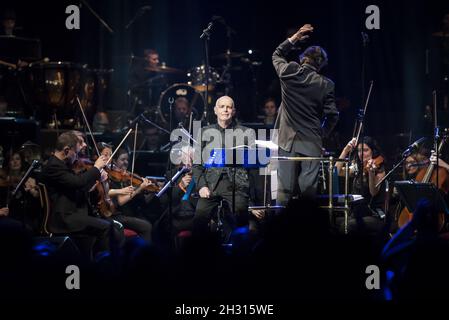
[204, 146, 269, 169]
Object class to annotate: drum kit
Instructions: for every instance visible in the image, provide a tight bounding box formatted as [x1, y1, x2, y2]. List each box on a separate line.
[1, 36, 260, 131]
[126, 49, 260, 129]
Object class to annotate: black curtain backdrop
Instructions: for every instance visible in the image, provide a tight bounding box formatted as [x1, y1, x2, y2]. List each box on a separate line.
[2, 0, 448, 151]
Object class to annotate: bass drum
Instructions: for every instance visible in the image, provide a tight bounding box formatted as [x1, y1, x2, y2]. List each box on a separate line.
[28, 61, 83, 110]
[157, 83, 205, 125]
[28, 61, 83, 127]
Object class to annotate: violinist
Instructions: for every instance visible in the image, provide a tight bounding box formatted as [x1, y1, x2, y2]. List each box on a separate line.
[97, 143, 152, 243]
[108, 148, 157, 223]
[41, 132, 112, 257]
[336, 136, 387, 236]
[0, 151, 41, 233]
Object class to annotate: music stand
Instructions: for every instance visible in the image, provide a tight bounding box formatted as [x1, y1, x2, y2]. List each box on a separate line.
[204, 146, 266, 239]
[394, 181, 449, 215]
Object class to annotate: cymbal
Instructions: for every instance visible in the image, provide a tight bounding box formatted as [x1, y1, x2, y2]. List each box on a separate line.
[212, 51, 245, 59]
[144, 65, 184, 73]
[21, 140, 40, 148]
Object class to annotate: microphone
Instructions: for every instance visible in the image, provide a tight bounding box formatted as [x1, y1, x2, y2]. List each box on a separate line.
[31, 159, 42, 168]
[125, 6, 151, 29]
[200, 21, 214, 39]
[29, 57, 50, 67]
[402, 137, 426, 157]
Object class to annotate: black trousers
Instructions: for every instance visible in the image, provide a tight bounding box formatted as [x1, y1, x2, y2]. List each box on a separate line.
[112, 214, 152, 243]
[68, 215, 112, 257]
[193, 175, 249, 236]
[277, 146, 320, 205]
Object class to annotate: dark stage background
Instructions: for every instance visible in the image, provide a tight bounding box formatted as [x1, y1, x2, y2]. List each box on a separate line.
[2, 0, 448, 155]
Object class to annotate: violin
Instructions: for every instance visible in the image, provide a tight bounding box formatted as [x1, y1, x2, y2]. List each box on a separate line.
[95, 178, 116, 218]
[363, 155, 385, 175]
[72, 158, 116, 217]
[106, 166, 162, 193]
[72, 157, 94, 174]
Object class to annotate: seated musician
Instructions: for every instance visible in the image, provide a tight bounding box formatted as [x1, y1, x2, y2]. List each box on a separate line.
[335, 136, 387, 236]
[156, 145, 197, 241]
[403, 146, 449, 180]
[41, 132, 113, 256]
[96, 143, 152, 242]
[192, 96, 261, 239]
[128, 48, 167, 111]
[404, 148, 429, 180]
[107, 148, 160, 225]
[430, 150, 449, 172]
[0, 150, 41, 233]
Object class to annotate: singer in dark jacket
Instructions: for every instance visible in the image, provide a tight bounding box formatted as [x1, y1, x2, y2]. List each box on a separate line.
[272, 24, 339, 203]
[192, 96, 256, 237]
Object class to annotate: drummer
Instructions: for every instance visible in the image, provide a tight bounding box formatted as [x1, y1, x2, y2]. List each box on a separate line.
[144, 49, 160, 70]
[128, 48, 168, 113]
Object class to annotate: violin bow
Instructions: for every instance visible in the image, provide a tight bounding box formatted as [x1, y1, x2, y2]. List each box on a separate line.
[348, 80, 374, 170]
[130, 122, 138, 187]
[106, 128, 133, 166]
[354, 80, 374, 146]
[76, 96, 100, 157]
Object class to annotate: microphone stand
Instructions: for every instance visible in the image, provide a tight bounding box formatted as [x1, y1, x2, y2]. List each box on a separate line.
[375, 137, 424, 189]
[433, 90, 439, 198]
[80, 0, 114, 34]
[11, 160, 40, 198]
[200, 22, 214, 124]
[125, 8, 148, 30]
[140, 114, 171, 135]
[375, 154, 407, 189]
[349, 81, 374, 184]
[10, 160, 41, 228]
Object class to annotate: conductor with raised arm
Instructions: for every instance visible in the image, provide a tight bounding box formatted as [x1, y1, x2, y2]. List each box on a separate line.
[272, 24, 339, 204]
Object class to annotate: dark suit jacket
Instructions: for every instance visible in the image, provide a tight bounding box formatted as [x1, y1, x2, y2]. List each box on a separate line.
[272, 39, 339, 155]
[41, 156, 101, 234]
[192, 121, 252, 193]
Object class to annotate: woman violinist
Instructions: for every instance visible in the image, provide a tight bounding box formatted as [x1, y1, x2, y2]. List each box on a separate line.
[97, 144, 152, 242]
[0, 150, 41, 233]
[335, 136, 388, 236]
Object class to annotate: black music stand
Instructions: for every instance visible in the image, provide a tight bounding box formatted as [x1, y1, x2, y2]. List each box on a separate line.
[394, 181, 449, 215]
[205, 146, 266, 216]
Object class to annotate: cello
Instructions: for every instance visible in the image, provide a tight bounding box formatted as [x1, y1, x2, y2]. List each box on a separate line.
[398, 130, 449, 229]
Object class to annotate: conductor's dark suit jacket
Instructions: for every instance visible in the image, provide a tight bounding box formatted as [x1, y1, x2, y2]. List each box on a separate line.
[42, 155, 101, 234]
[272, 39, 339, 156]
